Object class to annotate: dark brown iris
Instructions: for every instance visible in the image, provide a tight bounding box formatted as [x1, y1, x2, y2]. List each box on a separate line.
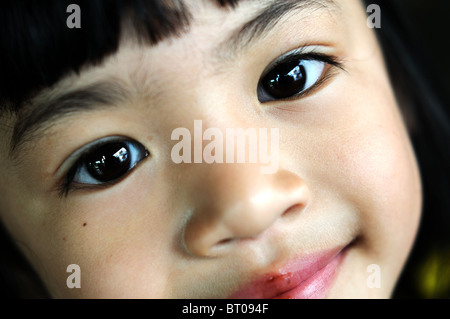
[85, 142, 130, 182]
[261, 60, 307, 99]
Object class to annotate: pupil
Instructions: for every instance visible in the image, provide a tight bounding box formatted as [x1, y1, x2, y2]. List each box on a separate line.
[263, 60, 307, 99]
[86, 143, 131, 182]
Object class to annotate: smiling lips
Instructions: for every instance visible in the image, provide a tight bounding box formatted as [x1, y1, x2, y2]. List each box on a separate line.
[228, 245, 348, 299]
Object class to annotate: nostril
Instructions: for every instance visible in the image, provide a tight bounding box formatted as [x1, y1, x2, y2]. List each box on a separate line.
[282, 203, 303, 217]
[207, 237, 235, 256]
[217, 238, 233, 245]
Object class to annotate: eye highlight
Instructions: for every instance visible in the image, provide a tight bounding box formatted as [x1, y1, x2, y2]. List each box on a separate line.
[257, 48, 343, 103]
[60, 137, 149, 196]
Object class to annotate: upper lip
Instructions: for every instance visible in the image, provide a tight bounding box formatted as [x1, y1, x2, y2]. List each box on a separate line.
[227, 245, 347, 299]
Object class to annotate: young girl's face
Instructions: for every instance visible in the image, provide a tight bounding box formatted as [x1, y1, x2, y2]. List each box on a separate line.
[0, 0, 422, 298]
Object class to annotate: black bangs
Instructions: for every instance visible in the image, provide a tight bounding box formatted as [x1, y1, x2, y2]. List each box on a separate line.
[0, 0, 240, 111]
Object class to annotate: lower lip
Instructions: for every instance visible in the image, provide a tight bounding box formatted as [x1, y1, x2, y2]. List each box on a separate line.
[273, 250, 346, 299]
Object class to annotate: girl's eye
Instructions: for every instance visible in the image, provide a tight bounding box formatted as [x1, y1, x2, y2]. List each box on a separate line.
[257, 52, 340, 103]
[62, 138, 149, 194]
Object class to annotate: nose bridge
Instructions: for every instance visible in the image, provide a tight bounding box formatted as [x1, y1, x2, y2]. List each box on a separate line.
[182, 162, 310, 257]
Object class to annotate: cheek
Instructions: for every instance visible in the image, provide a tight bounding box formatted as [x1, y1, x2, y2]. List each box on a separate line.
[59, 182, 174, 297]
[332, 0, 421, 237]
[319, 73, 422, 271]
[333, 118, 422, 228]
[281, 50, 423, 293]
[11, 168, 178, 298]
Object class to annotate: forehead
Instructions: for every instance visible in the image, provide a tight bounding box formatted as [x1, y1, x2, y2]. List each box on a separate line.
[64, 0, 341, 82]
[38, 0, 343, 107]
[23, 0, 344, 99]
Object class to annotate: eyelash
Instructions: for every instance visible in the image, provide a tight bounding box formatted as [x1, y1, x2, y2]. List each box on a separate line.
[58, 138, 149, 197]
[258, 50, 345, 102]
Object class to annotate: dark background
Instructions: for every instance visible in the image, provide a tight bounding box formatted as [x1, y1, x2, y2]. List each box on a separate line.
[396, 0, 450, 106]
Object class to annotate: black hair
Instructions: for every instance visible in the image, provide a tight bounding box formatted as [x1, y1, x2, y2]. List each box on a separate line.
[0, 0, 239, 110]
[0, 0, 449, 298]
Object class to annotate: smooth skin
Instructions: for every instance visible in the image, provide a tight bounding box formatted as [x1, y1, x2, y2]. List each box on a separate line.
[0, 0, 421, 298]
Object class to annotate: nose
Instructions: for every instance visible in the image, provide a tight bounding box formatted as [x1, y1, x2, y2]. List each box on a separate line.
[183, 163, 310, 257]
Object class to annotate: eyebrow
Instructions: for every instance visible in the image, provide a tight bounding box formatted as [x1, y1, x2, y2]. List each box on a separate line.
[10, 79, 130, 155]
[218, 0, 337, 59]
[9, 0, 337, 157]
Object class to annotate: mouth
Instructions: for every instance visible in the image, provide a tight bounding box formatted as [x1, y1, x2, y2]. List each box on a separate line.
[228, 244, 350, 299]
